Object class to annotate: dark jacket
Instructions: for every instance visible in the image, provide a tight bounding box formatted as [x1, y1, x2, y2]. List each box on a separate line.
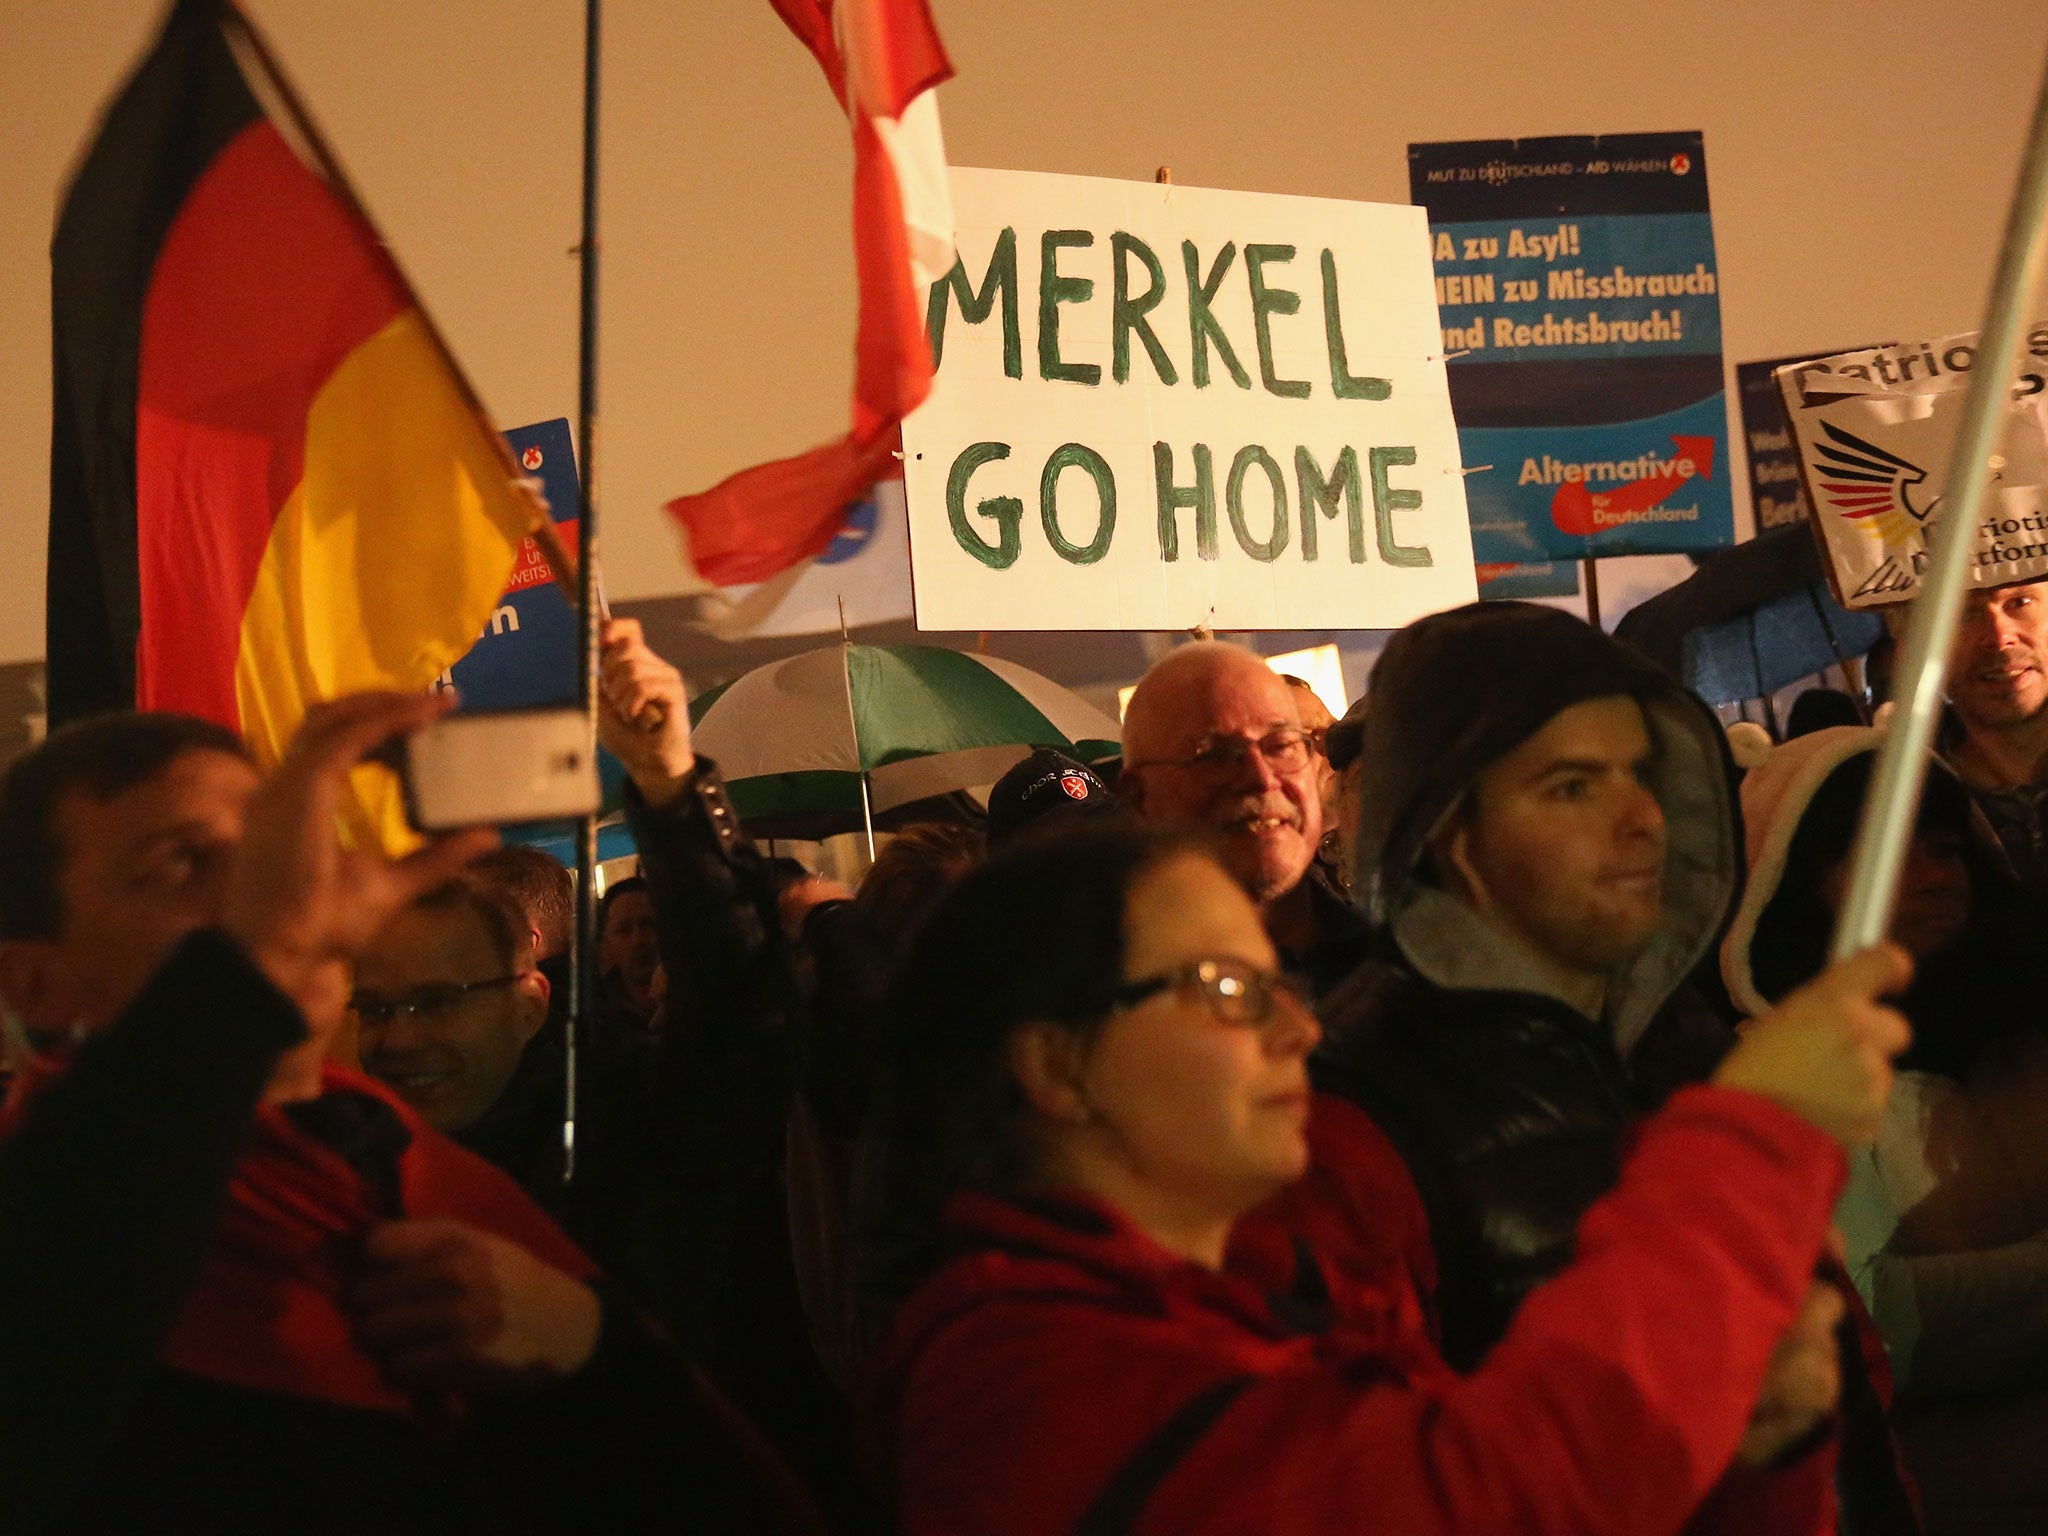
[454, 1005, 650, 1259]
[1316, 952, 1736, 1366]
[450, 762, 801, 1361]
[1314, 600, 1743, 1368]
[1279, 860, 1375, 1001]
[440, 762, 790, 1324]
[0, 930, 818, 1536]
[1937, 711, 2048, 897]
[870, 1085, 1844, 1536]
[620, 763, 875, 1529]
[0, 931, 302, 1531]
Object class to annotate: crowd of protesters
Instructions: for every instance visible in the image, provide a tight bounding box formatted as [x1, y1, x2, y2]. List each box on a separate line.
[7, 577, 2048, 1534]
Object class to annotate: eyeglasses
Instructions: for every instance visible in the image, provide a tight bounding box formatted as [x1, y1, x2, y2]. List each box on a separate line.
[1108, 957, 1307, 1027]
[348, 974, 526, 1026]
[1133, 729, 1315, 779]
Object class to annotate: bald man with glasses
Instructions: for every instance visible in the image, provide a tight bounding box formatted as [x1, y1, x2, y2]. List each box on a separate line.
[1121, 642, 1370, 998]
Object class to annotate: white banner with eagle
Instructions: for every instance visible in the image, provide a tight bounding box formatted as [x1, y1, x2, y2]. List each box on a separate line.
[1778, 331, 2048, 608]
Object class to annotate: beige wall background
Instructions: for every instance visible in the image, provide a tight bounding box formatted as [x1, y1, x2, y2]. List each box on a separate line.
[3, 0, 2045, 666]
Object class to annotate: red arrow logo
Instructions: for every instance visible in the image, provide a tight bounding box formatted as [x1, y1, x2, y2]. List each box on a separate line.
[1551, 434, 1715, 536]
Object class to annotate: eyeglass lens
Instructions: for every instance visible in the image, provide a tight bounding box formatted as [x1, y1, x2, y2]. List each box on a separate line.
[1194, 731, 1310, 773]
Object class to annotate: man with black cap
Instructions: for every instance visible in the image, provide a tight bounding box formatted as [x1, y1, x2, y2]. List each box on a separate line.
[984, 747, 1119, 847]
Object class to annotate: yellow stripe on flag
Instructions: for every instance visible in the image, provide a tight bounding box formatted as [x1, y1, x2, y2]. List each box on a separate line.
[235, 309, 533, 852]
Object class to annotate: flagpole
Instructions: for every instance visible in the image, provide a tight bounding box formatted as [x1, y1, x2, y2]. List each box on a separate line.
[839, 596, 876, 862]
[564, 0, 605, 1182]
[1832, 44, 2048, 959]
[221, 0, 605, 1174]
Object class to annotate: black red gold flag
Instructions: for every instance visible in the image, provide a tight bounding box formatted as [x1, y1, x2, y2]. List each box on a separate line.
[49, 0, 535, 847]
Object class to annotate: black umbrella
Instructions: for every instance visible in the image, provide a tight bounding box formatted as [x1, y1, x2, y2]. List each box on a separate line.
[1613, 524, 1884, 707]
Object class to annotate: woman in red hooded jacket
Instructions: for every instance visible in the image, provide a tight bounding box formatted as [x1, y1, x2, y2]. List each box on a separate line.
[859, 824, 1912, 1536]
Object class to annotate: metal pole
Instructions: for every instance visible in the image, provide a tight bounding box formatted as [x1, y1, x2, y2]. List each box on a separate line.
[837, 597, 875, 861]
[567, 0, 603, 1179]
[1832, 48, 2048, 958]
[857, 772, 878, 864]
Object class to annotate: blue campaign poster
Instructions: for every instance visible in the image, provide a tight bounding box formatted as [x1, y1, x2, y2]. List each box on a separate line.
[439, 419, 632, 855]
[440, 418, 581, 710]
[1409, 134, 1734, 564]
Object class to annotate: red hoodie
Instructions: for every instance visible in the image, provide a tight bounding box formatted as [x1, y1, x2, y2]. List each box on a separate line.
[869, 1084, 1843, 1536]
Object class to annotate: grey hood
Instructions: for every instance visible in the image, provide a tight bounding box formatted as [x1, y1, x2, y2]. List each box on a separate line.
[1357, 601, 1742, 1052]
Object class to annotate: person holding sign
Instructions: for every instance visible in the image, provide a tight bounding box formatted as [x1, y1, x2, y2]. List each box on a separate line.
[862, 823, 1907, 1536]
[1296, 600, 1921, 1521]
[1307, 603, 1757, 1362]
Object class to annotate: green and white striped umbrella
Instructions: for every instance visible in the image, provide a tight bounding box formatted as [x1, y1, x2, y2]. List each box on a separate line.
[688, 643, 1121, 834]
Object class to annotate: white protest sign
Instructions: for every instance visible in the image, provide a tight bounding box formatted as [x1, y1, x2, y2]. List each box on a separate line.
[1779, 329, 2048, 608]
[902, 168, 1476, 631]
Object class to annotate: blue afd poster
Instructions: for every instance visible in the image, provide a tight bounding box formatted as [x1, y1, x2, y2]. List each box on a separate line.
[439, 418, 634, 857]
[440, 418, 580, 709]
[1409, 134, 1733, 563]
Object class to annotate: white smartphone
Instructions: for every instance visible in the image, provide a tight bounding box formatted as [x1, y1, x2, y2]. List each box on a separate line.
[402, 707, 601, 830]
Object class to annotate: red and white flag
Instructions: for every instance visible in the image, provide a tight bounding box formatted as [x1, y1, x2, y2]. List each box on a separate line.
[667, 0, 954, 588]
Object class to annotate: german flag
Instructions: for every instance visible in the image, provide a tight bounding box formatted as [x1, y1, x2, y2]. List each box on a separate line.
[49, 0, 535, 848]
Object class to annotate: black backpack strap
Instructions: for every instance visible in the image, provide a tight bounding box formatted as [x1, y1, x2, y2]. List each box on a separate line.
[1075, 1374, 1254, 1536]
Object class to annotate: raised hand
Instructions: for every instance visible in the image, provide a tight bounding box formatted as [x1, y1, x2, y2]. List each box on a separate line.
[597, 617, 695, 805]
[220, 692, 497, 1034]
[348, 1217, 602, 1392]
[1714, 945, 1913, 1147]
